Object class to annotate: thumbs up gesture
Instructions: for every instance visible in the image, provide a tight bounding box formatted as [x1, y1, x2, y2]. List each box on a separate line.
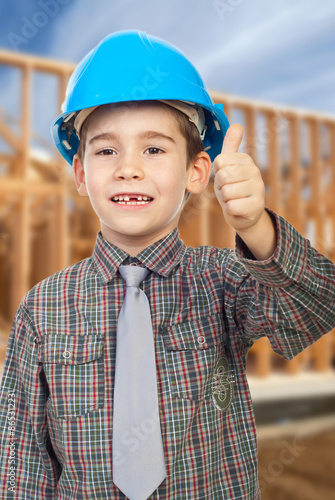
[213, 124, 265, 232]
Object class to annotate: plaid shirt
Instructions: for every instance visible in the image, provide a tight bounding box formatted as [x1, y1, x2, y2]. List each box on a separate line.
[1, 211, 334, 499]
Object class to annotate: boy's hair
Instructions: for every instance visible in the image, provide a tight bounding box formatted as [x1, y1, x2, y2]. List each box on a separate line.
[76, 101, 204, 167]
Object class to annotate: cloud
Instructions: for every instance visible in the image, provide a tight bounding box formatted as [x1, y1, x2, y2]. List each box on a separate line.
[0, 0, 334, 151]
[195, 0, 335, 112]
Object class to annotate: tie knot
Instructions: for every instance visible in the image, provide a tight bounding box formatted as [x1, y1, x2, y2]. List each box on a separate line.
[119, 265, 150, 287]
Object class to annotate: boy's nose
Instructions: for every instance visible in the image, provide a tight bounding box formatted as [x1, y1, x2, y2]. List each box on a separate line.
[114, 157, 144, 181]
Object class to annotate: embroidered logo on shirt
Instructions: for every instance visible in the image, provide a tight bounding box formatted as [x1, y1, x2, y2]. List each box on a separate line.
[212, 355, 234, 411]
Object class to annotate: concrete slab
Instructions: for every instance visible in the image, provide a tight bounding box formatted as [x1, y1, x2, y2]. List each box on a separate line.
[248, 371, 335, 402]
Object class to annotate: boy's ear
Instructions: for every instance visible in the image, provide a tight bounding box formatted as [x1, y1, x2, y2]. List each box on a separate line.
[73, 154, 88, 196]
[186, 151, 211, 195]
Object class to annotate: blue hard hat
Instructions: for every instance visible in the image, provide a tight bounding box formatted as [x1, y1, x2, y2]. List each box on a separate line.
[51, 30, 230, 164]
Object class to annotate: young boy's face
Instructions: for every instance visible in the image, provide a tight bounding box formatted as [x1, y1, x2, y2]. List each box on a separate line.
[73, 101, 210, 254]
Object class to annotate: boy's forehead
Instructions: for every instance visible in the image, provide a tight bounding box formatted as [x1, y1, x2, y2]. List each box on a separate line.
[85, 101, 177, 134]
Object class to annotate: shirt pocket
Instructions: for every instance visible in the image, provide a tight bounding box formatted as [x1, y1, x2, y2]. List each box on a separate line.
[38, 332, 104, 419]
[160, 314, 227, 402]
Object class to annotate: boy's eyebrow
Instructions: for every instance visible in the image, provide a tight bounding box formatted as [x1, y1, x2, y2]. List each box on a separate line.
[87, 130, 176, 145]
[88, 132, 119, 145]
[138, 131, 176, 144]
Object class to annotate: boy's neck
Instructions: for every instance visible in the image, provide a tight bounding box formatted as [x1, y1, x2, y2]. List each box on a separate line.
[101, 226, 177, 257]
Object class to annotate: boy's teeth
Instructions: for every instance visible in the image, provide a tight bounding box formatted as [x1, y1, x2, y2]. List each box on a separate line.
[112, 195, 152, 204]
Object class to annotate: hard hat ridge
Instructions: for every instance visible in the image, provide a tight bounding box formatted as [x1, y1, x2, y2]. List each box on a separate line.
[51, 30, 230, 164]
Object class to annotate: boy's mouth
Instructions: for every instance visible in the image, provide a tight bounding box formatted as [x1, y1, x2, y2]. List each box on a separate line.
[111, 194, 154, 206]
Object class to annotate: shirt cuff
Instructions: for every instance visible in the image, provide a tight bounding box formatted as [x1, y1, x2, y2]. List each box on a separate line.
[235, 209, 309, 287]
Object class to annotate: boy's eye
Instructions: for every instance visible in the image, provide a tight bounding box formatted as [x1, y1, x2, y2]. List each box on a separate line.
[145, 147, 164, 155]
[97, 148, 117, 155]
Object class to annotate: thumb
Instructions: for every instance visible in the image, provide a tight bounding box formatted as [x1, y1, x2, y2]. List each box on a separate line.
[221, 123, 244, 153]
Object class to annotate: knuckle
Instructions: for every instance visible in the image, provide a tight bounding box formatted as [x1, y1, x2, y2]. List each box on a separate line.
[215, 168, 229, 186]
[240, 152, 252, 163]
[224, 200, 236, 216]
[220, 184, 230, 201]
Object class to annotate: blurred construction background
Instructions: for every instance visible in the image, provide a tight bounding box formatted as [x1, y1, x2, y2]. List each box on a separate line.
[1, 1, 335, 498]
[1, 49, 335, 375]
[1, 45, 335, 500]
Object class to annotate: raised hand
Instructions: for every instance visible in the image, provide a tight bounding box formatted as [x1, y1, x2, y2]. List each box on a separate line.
[213, 124, 265, 232]
[214, 124, 276, 260]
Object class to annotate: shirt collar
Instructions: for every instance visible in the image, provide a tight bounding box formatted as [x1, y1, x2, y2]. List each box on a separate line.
[92, 229, 186, 283]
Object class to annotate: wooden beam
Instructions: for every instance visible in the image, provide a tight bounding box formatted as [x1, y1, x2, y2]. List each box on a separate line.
[210, 90, 335, 124]
[20, 65, 31, 178]
[266, 111, 281, 213]
[244, 107, 258, 165]
[0, 49, 74, 75]
[198, 190, 211, 246]
[0, 178, 64, 195]
[309, 118, 325, 254]
[0, 117, 21, 152]
[313, 333, 333, 372]
[10, 196, 30, 317]
[56, 72, 71, 269]
[329, 123, 335, 261]
[288, 115, 304, 233]
[0, 153, 15, 163]
[54, 190, 69, 270]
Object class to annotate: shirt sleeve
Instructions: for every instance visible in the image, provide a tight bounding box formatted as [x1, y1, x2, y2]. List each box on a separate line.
[0, 303, 61, 498]
[225, 210, 335, 359]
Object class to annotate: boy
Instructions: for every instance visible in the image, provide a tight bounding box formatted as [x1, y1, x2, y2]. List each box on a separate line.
[0, 30, 334, 499]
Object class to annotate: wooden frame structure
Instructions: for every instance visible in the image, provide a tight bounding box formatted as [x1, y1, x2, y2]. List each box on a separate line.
[0, 49, 334, 376]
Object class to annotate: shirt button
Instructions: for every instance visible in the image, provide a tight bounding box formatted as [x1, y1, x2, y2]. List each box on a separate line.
[197, 336, 206, 345]
[62, 350, 71, 359]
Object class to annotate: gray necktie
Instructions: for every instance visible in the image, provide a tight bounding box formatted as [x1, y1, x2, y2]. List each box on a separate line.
[112, 265, 167, 500]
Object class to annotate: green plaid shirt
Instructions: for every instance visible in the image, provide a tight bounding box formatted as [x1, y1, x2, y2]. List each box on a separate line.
[1, 211, 334, 499]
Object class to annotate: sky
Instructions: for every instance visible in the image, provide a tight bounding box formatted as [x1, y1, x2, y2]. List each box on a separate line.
[0, 0, 335, 151]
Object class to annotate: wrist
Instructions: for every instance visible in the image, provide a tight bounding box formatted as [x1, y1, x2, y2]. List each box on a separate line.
[236, 210, 277, 261]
